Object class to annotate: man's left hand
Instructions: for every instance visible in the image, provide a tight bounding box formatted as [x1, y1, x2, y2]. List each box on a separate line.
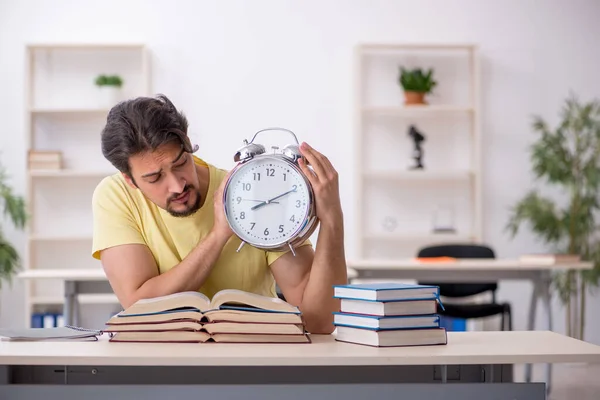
[298, 142, 343, 226]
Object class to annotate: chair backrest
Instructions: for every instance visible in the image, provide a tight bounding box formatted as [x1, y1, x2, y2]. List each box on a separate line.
[417, 243, 497, 298]
[418, 244, 495, 259]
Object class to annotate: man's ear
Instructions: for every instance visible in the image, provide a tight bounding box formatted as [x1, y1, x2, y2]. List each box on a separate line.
[122, 172, 138, 189]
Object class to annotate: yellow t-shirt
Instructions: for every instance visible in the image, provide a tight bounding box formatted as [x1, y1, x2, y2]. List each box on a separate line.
[91, 156, 311, 299]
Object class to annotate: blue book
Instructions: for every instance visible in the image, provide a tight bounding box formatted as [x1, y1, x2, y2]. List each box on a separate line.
[333, 282, 439, 302]
[333, 312, 440, 330]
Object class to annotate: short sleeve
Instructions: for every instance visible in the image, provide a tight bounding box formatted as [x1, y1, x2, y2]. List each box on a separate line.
[266, 238, 313, 265]
[91, 175, 147, 260]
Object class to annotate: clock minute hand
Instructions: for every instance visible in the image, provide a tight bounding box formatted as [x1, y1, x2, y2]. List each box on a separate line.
[243, 199, 280, 204]
[251, 186, 297, 211]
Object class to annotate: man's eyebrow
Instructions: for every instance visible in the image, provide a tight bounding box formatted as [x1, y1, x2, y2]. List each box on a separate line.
[172, 148, 186, 163]
[141, 169, 161, 178]
[140, 148, 186, 179]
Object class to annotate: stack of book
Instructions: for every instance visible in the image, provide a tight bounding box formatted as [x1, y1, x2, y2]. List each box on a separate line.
[332, 282, 448, 347]
[28, 150, 62, 170]
[104, 289, 310, 344]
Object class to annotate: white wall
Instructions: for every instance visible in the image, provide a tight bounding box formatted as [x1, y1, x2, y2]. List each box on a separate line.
[1, 0, 600, 342]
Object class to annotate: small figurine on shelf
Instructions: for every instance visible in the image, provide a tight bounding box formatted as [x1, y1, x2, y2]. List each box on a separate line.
[408, 124, 426, 169]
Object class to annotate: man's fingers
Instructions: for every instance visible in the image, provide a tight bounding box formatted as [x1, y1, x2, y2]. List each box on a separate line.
[300, 142, 330, 181]
[298, 157, 317, 186]
[300, 142, 337, 180]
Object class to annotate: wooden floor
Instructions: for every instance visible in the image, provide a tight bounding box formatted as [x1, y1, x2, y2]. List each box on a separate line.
[514, 363, 600, 399]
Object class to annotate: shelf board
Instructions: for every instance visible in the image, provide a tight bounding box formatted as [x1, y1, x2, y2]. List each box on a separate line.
[30, 107, 111, 115]
[31, 294, 119, 305]
[364, 170, 473, 181]
[27, 43, 146, 50]
[29, 235, 92, 242]
[359, 43, 477, 51]
[29, 169, 113, 178]
[364, 233, 474, 242]
[363, 105, 474, 115]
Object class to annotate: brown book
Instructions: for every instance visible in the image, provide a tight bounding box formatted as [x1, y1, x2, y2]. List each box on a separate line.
[109, 330, 311, 343]
[519, 253, 581, 264]
[106, 308, 303, 325]
[105, 321, 305, 335]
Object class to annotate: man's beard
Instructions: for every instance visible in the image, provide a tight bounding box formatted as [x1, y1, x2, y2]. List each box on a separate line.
[166, 185, 202, 217]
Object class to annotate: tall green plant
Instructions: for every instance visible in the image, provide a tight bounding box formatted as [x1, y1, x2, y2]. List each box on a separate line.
[0, 161, 27, 289]
[506, 94, 600, 340]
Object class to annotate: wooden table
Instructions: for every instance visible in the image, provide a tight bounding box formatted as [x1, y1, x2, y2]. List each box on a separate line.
[19, 258, 594, 393]
[1, 331, 599, 399]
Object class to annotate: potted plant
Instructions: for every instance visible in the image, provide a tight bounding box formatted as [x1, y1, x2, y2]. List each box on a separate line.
[0, 160, 27, 290]
[506, 94, 600, 341]
[398, 67, 437, 105]
[94, 74, 124, 107]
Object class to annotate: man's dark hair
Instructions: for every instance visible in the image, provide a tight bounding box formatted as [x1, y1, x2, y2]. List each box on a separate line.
[101, 94, 195, 181]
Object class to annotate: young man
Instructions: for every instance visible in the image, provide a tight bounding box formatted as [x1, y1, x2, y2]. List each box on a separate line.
[92, 94, 347, 334]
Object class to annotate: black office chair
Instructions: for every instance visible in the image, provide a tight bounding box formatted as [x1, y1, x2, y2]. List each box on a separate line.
[417, 244, 512, 331]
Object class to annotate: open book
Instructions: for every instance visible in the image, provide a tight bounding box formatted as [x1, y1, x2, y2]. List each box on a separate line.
[106, 289, 310, 344]
[119, 289, 300, 317]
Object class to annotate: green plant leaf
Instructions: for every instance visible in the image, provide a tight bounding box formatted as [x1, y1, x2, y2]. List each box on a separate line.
[398, 67, 437, 93]
[507, 94, 600, 297]
[0, 160, 27, 287]
[0, 166, 27, 229]
[0, 229, 20, 290]
[505, 190, 564, 244]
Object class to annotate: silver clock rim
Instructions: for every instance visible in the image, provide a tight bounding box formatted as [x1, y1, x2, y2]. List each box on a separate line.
[222, 154, 318, 251]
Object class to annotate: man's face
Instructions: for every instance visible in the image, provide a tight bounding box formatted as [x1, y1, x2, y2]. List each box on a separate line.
[125, 141, 202, 217]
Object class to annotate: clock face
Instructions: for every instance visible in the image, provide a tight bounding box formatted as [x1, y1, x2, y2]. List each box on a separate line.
[224, 155, 312, 248]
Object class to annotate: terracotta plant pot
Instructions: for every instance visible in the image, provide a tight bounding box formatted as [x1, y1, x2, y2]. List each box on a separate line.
[404, 91, 427, 105]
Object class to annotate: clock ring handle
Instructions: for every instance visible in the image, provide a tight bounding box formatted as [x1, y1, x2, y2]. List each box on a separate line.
[248, 127, 300, 145]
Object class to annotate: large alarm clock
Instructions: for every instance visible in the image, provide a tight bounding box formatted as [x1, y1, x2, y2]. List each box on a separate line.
[222, 127, 319, 255]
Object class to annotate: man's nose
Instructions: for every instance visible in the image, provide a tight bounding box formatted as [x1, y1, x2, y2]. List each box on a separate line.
[167, 173, 186, 194]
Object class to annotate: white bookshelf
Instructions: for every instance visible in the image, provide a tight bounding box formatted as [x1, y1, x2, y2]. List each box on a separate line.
[23, 43, 152, 327]
[354, 43, 482, 261]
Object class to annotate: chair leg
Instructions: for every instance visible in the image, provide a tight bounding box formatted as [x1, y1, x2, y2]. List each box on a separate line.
[500, 311, 506, 331]
[504, 304, 513, 331]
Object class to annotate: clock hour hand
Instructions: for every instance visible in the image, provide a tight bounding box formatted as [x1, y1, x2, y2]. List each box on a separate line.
[251, 185, 297, 211]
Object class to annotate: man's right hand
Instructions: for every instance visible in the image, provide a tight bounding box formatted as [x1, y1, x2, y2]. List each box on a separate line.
[211, 169, 234, 242]
[101, 169, 237, 309]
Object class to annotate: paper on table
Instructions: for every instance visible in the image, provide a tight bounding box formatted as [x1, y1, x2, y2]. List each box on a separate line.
[0, 325, 103, 341]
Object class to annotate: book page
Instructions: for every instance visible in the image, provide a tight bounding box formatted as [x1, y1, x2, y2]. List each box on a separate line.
[135, 291, 210, 305]
[120, 291, 213, 316]
[210, 289, 300, 313]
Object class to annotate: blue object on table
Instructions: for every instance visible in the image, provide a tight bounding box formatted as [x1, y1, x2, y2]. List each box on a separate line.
[439, 315, 466, 331]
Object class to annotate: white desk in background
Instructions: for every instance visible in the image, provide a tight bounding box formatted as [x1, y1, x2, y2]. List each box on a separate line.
[346, 257, 594, 387]
[18, 269, 115, 327]
[1, 331, 599, 399]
